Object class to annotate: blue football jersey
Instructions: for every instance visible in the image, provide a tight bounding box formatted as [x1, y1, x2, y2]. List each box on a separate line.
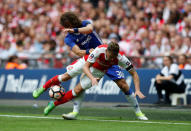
[64, 20, 103, 50]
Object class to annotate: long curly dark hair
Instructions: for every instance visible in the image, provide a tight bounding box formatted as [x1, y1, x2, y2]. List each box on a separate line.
[60, 12, 82, 28]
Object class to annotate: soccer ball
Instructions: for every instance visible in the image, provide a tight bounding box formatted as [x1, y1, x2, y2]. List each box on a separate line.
[49, 85, 65, 100]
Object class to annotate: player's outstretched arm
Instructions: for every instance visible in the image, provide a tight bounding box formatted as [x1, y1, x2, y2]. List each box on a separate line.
[78, 24, 93, 34]
[83, 62, 98, 86]
[128, 68, 146, 99]
[63, 24, 93, 34]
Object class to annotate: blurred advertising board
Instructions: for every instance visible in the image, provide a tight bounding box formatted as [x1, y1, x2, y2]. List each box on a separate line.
[0, 69, 190, 104]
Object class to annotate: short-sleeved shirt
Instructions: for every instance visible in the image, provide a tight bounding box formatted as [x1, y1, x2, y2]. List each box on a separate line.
[84, 44, 133, 72]
[160, 64, 185, 85]
[64, 20, 103, 50]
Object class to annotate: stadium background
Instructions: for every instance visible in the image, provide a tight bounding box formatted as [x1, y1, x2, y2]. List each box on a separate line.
[0, 0, 191, 104]
[0, 0, 191, 130]
[1, 0, 191, 69]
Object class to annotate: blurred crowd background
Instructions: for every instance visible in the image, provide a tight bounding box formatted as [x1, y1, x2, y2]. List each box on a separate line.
[1, 0, 191, 69]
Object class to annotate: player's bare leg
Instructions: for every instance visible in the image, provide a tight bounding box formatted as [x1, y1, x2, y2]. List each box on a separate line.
[115, 79, 148, 120]
[44, 83, 84, 116]
[33, 73, 72, 99]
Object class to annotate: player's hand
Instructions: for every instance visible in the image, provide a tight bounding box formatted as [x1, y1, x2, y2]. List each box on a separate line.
[89, 48, 94, 53]
[135, 90, 146, 99]
[63, 28, 74, 33]
[91, 77, 98, 86]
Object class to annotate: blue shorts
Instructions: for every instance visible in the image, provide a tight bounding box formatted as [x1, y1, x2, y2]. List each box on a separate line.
[106, 65, 125, 80]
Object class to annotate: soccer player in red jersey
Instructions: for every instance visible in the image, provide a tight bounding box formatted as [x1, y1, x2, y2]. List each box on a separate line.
[43, 42, 148, 120]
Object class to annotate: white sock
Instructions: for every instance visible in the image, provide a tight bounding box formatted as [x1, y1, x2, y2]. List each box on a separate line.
[72, 91, 85, 113]
[72, 89, 77, 96]
[58, 75, 63, 82]
[125, 92, 142, 114]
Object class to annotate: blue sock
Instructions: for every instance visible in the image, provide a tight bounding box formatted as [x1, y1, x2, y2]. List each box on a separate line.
[125, 88, 132, 95]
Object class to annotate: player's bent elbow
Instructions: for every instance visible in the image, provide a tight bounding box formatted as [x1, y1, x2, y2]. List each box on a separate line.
[84, 27, 93, 34]
[88, 28, 93, 33]
[84, 30, 93, 34]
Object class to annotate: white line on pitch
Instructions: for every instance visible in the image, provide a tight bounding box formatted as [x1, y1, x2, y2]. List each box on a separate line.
[0, 114, 191, 126]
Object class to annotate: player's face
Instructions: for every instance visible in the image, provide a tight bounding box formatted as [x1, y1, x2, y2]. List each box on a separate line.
[106, 50, 117, 61]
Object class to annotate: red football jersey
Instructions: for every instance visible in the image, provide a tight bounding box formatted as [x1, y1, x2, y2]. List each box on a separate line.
[84, 44, 132, 72]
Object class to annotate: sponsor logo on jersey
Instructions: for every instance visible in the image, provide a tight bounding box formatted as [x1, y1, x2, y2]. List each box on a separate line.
[96, 59, 110, 67]
[81, 35, 92, 45]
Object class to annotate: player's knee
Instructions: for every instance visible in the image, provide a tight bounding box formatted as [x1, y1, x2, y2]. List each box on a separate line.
[74, 85, 84, 95]
[60, 73, 72, 81]
[74, 88, 83, 95]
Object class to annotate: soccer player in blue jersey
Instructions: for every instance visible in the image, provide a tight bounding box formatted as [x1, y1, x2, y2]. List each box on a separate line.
[33, 12, 148, 120]
[61, 13, 102, 56]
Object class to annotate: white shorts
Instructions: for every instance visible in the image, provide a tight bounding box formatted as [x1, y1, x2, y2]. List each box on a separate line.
[80, 67, 105, 90]
[66, 58, 85, 77]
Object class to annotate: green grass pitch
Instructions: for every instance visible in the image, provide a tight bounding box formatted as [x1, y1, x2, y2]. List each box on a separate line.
[0, 105, 191, 131]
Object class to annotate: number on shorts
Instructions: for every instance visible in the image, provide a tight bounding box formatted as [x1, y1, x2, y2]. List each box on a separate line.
[116, 71, 124, 78]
